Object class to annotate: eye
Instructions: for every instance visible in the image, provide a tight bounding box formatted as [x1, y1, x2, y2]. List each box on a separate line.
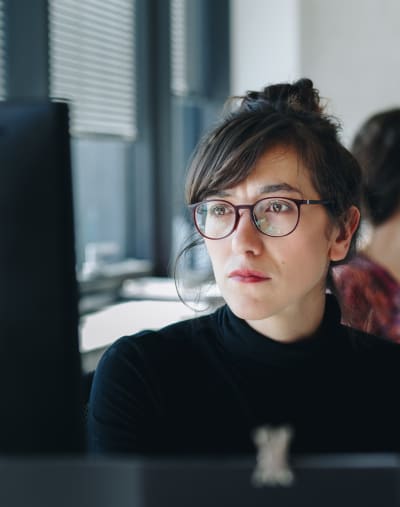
[209, 203, 232, 216]
[267, 199, 292, 213]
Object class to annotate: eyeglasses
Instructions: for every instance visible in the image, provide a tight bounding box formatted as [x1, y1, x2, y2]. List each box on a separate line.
[190, 197, 334, 240]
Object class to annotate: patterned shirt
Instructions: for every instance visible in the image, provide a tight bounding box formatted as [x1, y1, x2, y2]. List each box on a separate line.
[333, 253, 400, 343]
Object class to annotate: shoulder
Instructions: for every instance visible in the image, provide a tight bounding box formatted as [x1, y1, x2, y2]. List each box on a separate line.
[342, 325, 400, 423]
[324, 295, 397, 355]
[118, 307, 219, 346]
[333, 254, 376, 286]
[89, 308, 225, 423]
[333, 253, 396, 293]
[333, 255, 400, 336]
[342, 324, 400, 361]
[88, 306, 228, 453]
[96, 308, 222, 376]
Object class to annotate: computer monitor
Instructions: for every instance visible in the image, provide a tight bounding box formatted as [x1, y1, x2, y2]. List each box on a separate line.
[0, 100, 85, 453]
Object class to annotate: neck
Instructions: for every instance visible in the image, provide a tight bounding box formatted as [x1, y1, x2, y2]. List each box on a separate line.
[246, 290, 327, 343]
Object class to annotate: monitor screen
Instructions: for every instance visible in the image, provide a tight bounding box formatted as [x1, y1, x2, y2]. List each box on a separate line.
[0, 100, 85, 453]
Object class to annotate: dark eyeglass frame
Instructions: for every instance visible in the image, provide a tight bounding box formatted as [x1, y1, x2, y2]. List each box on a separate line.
[189, 197, 334, 240]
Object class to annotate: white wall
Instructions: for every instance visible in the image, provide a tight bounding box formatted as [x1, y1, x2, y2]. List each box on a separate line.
[230, 0, 300, 95]
[231, 0, 400, 145]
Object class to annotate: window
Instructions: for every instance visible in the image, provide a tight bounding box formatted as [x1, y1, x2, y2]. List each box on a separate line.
[2, 0, 230, 291]
[48, 0, 138, 275]
[169, 0, 231, 277]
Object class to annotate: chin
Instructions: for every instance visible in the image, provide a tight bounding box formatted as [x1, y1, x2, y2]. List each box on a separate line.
[226, 297, 273, 321]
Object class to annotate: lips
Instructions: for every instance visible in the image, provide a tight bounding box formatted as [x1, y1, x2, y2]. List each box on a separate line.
[228, 269, 270, 283]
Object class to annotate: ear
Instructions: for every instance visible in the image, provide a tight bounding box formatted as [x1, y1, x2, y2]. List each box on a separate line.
[329, 206, 360, 262]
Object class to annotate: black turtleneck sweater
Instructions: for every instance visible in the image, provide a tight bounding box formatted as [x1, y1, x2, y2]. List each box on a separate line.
[88, 295, 400, 455]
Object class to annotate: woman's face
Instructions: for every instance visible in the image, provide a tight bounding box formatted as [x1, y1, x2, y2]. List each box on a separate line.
[204, 145, 355, 335]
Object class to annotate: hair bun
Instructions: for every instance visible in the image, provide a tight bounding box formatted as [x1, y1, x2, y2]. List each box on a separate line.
[240, 78, 323, 115]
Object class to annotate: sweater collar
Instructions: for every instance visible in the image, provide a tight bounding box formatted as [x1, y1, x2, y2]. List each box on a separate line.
[215, 294, 344, 367]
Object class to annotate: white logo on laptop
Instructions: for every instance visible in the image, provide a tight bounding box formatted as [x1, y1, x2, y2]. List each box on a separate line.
[252, 425, 294, 487]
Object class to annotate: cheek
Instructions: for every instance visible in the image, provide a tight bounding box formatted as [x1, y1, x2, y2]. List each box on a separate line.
[281, 230, 332, 274]
[204, 240, 224, 268]
[204, 239, 232, 283]
[296, 216, 337, 253]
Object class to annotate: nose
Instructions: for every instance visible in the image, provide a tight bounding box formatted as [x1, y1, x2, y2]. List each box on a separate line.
[231, 209, 264, 255]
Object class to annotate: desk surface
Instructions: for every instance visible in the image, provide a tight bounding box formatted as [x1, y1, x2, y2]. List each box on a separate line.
[79, 299, 199, 353]
[79, 277, 223, 354]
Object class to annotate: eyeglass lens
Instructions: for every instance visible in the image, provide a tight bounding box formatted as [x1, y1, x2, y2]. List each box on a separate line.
[194, 198, 300, 238]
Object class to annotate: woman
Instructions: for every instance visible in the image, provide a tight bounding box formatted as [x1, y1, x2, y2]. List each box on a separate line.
[333, 109, 400, 342]
[88, 79, 400, 455]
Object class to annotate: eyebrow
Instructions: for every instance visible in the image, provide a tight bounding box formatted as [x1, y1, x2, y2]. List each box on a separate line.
[212, 183, 302, 198]
[259, 183, 302, 194]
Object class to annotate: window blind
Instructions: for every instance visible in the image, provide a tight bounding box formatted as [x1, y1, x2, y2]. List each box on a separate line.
[48, 0, 137, 139]
[0, 0, 5, 99]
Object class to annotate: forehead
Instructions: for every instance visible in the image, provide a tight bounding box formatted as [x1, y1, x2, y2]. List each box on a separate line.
[226, 145, 317, 197]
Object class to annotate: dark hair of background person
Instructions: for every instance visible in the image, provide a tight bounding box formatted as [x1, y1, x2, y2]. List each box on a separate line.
[175, 78, 362, 294]
[351, 108, 400, 226]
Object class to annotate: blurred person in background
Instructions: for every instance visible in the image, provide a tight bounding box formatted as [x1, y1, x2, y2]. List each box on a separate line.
[333, 109, 400, 343]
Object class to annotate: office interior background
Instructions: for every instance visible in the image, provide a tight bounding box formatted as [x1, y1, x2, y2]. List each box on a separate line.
[1, 0, 400, 364]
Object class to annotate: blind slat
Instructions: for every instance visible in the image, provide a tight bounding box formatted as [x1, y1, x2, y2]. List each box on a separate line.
[51, 43, 135, 70]
[52, 77, 135, 103]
